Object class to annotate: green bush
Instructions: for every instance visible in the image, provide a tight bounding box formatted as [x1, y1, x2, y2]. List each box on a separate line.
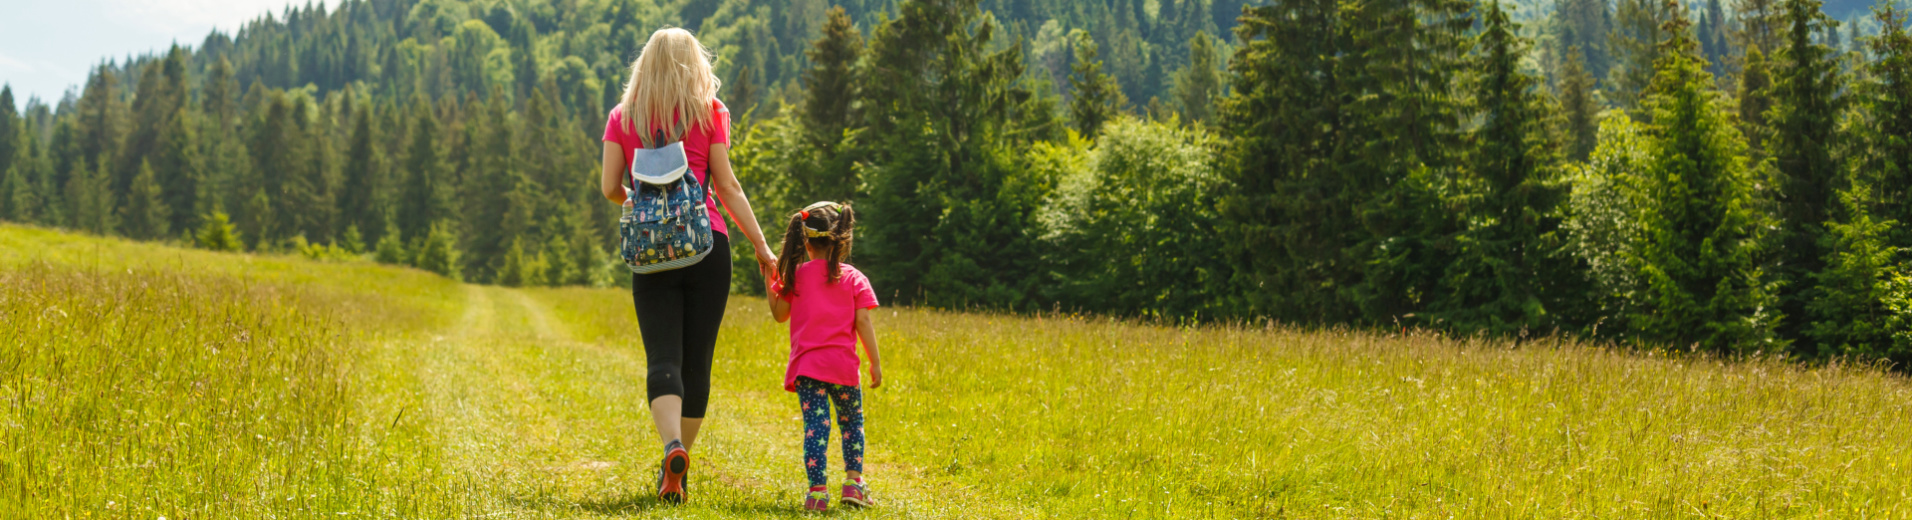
[412, 222, 462, 281]
[196, 211, 242, 252]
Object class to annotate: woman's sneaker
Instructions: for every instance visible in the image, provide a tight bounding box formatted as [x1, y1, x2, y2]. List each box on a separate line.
[803, 487, 830, 512]
[840, 478, 873, 507]
[657, 440, 689, 504]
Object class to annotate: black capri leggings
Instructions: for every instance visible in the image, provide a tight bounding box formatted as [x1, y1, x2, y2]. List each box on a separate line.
[632, 232, 731, 418]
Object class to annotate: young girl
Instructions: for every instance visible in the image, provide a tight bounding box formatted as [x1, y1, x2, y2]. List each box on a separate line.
[764, 201, 882, 512]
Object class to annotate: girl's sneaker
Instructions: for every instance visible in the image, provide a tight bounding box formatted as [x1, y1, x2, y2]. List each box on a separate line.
[840, 478, 873, 507]
[803, 487, 830, 512]
[657, 440, 689, 504]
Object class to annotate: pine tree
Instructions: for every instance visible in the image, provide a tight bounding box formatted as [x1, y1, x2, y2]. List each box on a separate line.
[341, 106, 380, 244]
[75, 67, 125, 189]
[1554, 0, 1615, 80]
[1609, 0, 1673, 115]
[157, 105, 202, 234]
[340, 224, 364, 254]
[197, 211, 242, 252]
[1739, 45, 1773, 154]
[542, 230, 575, 287]
[499, 237, 531, 287]
[119, 47, 190, 204]
[1339, 0, 1475, 322]
[1765, 0, 1848, 352]
[1216, 0, 1353, 321]
[859, 0, 1052, 308]
[1068, 29, 1127, 138]
[69, 157, 117, 236]
[1698, 0, 1732, 76]
[400, 94, 451, 242]
[122, 160, 171, 240]
[1631, 9, 1781, 352]
[1807, 186, 1907, 358]
[468, 86, 524, 282]
[1171, 31, 1223, 124]
[800, 5, 865, 202]
[1862, 8, 1912, 248]
[1734, 0, 1782, 59]
[374, 223, 409, 265]
[1429, 1, 1570, 334]
[0, 86, 16, 183]
[239, 188, 271, 250]
[1560, 46, 1601, 161]
[414, 220, 463, 281]
[1806, 6, 1912, 366]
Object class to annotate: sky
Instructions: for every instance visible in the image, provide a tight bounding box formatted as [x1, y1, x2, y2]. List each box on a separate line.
[1, 0, 326, 110]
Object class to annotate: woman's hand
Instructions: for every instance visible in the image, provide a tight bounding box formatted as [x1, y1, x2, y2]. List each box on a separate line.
[755, 248, 778, 277]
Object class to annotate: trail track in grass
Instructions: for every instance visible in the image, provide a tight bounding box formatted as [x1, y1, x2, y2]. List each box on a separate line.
[5, 223, 1912, 518]
[407, 284, 1030, 518]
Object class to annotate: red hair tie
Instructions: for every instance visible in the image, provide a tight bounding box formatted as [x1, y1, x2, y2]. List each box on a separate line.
[799, 210, 810, 219]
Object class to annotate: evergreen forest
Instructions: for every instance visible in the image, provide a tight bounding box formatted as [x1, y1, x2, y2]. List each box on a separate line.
[3, 0, 1911, 366]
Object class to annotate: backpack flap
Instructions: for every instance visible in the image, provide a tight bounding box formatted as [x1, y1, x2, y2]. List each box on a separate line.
[629, 140, 689, 186]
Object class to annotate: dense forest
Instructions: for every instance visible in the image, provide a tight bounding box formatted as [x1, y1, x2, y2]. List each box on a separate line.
[1, 0, 1910, 365]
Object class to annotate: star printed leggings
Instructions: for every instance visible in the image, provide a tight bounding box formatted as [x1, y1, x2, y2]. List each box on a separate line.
[795, 376, 865, 487]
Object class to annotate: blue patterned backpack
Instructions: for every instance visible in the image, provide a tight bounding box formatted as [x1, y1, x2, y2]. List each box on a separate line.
[618, 130, 715, 274]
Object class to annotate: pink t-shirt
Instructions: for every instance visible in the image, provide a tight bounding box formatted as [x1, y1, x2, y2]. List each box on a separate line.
[778, 261, 879, 391]
[602, 99, 731, 237]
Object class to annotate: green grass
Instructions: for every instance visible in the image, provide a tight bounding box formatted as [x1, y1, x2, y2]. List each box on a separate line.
[4, 222, 1911, 518]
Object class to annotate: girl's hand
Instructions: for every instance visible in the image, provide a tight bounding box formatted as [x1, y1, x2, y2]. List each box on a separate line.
[869, 365, 883, 389]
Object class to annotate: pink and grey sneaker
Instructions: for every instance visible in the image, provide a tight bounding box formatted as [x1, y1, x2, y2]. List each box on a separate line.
[803, 486, 830, 512]
[840, 477, 874, 507]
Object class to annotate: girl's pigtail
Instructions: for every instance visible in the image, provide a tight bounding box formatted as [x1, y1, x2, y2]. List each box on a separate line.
[776, 213, 807, 298]
[825, 204, 855, 285]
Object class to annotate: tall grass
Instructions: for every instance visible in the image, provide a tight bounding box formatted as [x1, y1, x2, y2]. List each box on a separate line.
[541, 288, 1912, 518]
[0, 224, 467, 518]
[8, 223, 1911, 518]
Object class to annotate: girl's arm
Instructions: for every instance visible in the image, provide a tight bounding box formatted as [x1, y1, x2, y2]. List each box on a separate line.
[854, 308, 881, 389]
[707, 144, 778, 275]
[600, 142, 627, 204]
[766, 278, 792, 323]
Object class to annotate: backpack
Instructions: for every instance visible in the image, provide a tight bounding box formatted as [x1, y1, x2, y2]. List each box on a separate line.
[618, 129, 715, 274]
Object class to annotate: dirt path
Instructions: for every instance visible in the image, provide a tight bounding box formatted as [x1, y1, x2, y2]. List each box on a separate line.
[405, 286, 1021, 518]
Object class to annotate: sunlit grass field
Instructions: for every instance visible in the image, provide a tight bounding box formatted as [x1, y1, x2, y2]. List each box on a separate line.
[4, 223, 1910, 518]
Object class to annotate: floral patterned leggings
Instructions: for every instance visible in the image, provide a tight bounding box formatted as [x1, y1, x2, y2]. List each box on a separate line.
[795, 376, 864, 487]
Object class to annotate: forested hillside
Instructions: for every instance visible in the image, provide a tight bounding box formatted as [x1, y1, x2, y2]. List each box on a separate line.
[2, 0, 1910, 365]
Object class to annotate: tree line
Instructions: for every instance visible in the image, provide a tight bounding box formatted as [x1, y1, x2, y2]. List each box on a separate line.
[2, 0, 1910, 366]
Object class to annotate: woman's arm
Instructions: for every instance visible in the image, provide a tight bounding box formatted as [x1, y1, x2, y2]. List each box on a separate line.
[854, 308, 881, 389]
[601, 142, 627, 204]
[707, 143, 777, 275]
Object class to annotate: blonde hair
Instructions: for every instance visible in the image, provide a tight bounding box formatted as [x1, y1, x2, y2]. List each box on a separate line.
[620, 28, 721, 146]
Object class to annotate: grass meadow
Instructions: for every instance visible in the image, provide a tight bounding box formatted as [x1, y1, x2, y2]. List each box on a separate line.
[4, 222, 1911, 518]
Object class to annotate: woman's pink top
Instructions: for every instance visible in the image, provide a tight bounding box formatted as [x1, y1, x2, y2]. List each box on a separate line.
[777, 261, 879, 391]
[602, 99, 731, 237]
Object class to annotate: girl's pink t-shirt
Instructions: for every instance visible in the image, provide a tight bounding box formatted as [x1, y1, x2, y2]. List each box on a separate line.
[602, 99, 731, 237]
[779, 261, 879, 391]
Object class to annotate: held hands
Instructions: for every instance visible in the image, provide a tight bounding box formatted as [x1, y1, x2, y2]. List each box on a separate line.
[754, 247, 778, 279]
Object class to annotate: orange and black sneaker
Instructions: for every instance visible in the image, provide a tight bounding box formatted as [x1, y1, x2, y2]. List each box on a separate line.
[657, 440, 689, 504]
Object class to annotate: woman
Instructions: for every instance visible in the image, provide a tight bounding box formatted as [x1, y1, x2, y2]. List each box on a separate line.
[599, 27, 778, 504]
